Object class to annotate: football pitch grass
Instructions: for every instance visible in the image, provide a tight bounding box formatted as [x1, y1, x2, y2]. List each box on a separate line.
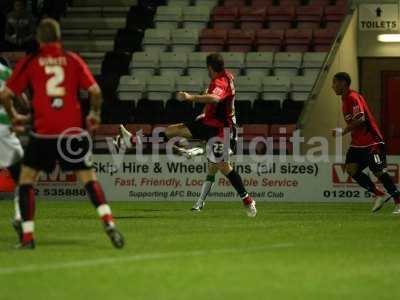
[0, 201, 399, 300]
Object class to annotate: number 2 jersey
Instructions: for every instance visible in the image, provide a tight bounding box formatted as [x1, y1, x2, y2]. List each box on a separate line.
[6, 42, 97, 137]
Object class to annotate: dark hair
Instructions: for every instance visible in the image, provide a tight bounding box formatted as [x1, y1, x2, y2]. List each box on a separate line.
[334, 72, 351, 86]
[206, 53, 224, 73]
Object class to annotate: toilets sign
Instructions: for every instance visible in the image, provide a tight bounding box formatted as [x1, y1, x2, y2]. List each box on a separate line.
[359, 4, 398, 31]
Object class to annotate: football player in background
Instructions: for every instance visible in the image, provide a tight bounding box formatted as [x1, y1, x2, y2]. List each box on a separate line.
[332, 72, 400, 214]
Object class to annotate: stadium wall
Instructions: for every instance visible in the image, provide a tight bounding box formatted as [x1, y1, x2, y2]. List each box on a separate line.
[299, 9, 359, 155]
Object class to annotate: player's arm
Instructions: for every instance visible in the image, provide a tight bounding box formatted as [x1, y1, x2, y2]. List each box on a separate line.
[0, 86, 29, 133]
[342, 113, 365, 135]
[176, 92, 220, 104]
[86, 84, 102, 133]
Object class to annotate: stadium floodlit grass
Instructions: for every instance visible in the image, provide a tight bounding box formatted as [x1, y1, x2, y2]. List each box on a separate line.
[0, 200, 399, 300]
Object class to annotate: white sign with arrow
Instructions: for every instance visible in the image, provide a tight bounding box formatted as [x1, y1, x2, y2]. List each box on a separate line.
[359, 4, 399, 31]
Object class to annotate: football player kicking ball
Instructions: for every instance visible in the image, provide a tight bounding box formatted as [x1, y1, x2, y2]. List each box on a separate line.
[0, 19, 124, 249]
[332, 72, 400, 214]
[0, 58, 24, 236]
[116, 53, 257, 217]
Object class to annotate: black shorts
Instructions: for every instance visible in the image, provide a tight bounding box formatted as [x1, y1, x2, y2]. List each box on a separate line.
[185, 119, 220, 141]
[23, 135, 93, 173]
[185, 120, 238, 163]
[345, 144, 387, 173]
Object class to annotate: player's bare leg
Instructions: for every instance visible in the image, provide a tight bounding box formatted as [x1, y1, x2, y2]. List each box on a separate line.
[76, 170, 124, 248]
[7, 162, 23, 241]
[192, 162, 218, 212]
[218, 161, 257, 217]
[345, 163, 387, 212]
[17, 165, 40, 249]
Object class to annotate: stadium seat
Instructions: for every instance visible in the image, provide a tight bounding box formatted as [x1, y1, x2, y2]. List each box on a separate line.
[220, 52, 245, 77]
[199, 28, 227, 52]
[130, 51, 159, 80]
[211, 7, 238, 29]
[313, 28, 337, 52]
[279, 0, 301, 6]
[134, 99, 165, 123]
[235, 76, 262, 103]
[308, 0, 331, 7]
[182, 6, 210, 30]
[238, 7, 267, 30]
[235, 100, 252, 124]
[223, 0, 247, 7]
[270, 123, 297, 137]
[267, 6, 295, 29]
[142, 28, 171, 53]
[168, 0, 191, 6]
[261, 76, 291, 103]
[302, 52, 327, 79]
[285, 29, 313, 52]
[273, 52, 302, 77]
[159, 52, 188, 77]
[324, 5, 347, 28]
[282, 99, 304, 123]
[147, 75, 176, 102]
[241, 124, 269, 141]
[253, 99, 282, 124]
[118, 76, 146, 102]
[187, 52, 210, 80]
[106, 100, 135, 123]
[251, 0, 274, 8]
[165, 99, 194, 123]
[290, 76, 315, 102]
[171, 29, 199, 53]
[255, 29, 284, 52]
[154, 6, 182, 30]
[175, 76, 204, 95]
[245, 52, 274, 77]
[296, 6, 323, 29]
[195, 0, 219, 9]
[227, 29, 255, 53]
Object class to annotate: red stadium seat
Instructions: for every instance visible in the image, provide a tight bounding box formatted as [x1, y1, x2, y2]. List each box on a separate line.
[126, 124, 152, 136]
[270, 124, 297, 137]
[313, 28, 337, 51]
[267, 6, 296, 29]
[224, 0, 247, 7]
[211, 7, 238, 29]
[279, 0, 301, 6]
[296, 6, 323, 29]
[227, 29, 255, 52]
[255, 29, 284, 52]
[241, 124, 270, 141]
[285, 29, 312, 52]
[199, 28, 228, 52]
[251, 0, 274, 8]
[324, 5, 347, 28]
[308, 0, 331, 7]
[239, 7, 267, 30]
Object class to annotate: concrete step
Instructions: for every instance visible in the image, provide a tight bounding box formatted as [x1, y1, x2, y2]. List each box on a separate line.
[66, 6, 130, 17]
[63, 29, 118, 40]
[72, 0, 137, 6]
[61, 17, 126, 30]
[64, 40, 114, 52]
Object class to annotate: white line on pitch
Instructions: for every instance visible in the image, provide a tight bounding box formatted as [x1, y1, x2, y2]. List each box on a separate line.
[0, 243, 293, 275]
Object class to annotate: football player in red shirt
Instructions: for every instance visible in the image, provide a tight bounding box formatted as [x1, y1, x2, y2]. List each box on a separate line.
[0, 19, 124, 249]
[332, 72, 400, 214]
[117, 53, 257, 217]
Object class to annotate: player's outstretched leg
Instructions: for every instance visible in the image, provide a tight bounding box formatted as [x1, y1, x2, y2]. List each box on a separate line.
[78, 171, 124, 249]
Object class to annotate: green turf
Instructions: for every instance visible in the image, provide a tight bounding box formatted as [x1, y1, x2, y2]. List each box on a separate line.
[0, 200, 399, 300]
